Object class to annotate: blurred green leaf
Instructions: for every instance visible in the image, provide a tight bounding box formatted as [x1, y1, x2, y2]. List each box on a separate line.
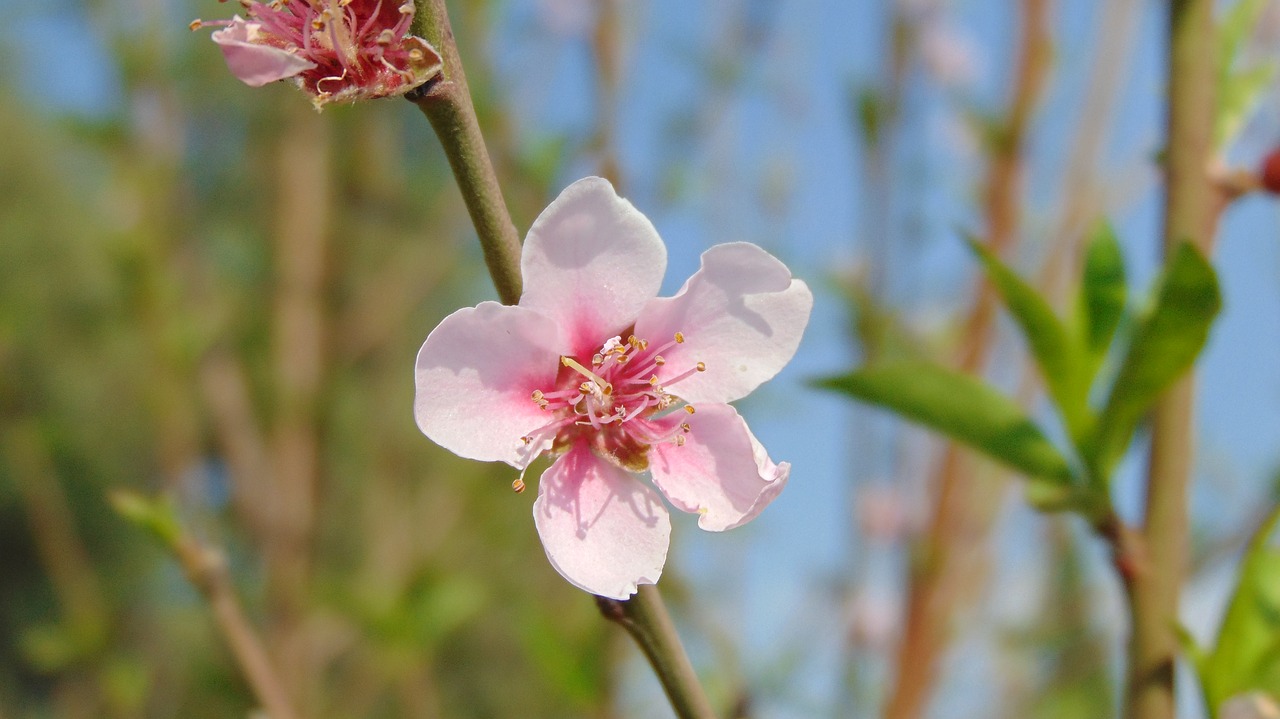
[1091, 243, 1220, 476]
[967, 237, 1088, 440]
[108, 489, 181, 548]
[1079, 221, 1127, 371]
[1219, 62, 1279, 149]
[1220, 0, 1268, 75]
[1200, 508, 1280, 715]
[815, 361, 1076, 490]
[1217, 0, 1275, 148]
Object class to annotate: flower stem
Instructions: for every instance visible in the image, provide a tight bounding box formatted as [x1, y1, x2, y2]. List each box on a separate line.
[409, 0, 523, 305]
[597, 585, 719, 719]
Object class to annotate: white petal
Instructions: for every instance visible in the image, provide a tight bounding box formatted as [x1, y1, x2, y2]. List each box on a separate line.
[520, 177, 667, 357]
[414, 302, 563, 466]
[647, 403, 789, 531]
[212, 17, 316, 87]
[533, 448, 670, 599]
[634, 242, 811, 404]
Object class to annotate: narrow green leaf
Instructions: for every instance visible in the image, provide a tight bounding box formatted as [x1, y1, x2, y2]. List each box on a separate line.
[1080, 221, 1127, 364]
[1091, 243, 1221, 476]
[1219, 62, 1279, 149]
[1203, 504, 1280, 711]
[816, 361, 1074, 484]
[1220, 0, 1269, 80]
[1217, 0, 1274, 149]
[967, 237, 1088, 439]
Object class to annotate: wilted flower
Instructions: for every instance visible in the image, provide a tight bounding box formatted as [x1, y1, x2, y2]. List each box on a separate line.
[414, 177, 812, 599]
[192, 0, 442, 108]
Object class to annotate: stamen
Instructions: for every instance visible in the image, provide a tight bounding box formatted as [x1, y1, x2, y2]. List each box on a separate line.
[561, 356, 610, 390]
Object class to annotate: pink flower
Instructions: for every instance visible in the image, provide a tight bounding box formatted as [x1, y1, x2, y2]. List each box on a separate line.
[414, 177, 812, 599]
[193, 0, 441, 108]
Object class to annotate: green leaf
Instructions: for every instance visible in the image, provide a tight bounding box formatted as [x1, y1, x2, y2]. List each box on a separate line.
[1218, 62, 1279, 149]
[1220, 0, 1269, 80]
[1201, 507, 1280, 713]
[1217, 0, 1275, 149]
[1091, 243, 1221, 476]
[108, 489, 181, 547]
[1079, 220, 1127, 368]
[816, 361, 1075, 485]
[967, 237, 1088, 440]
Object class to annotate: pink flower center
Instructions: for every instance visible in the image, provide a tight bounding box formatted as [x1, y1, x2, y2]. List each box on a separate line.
[516, 332, 705, 481]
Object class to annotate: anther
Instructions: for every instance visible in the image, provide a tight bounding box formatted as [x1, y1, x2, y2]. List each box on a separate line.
[680, 422, 691, 432]
[189, 19, 203, 30]
[520, 436, 532, 444]
[684, 405, 696, 414]
[675, 435, 686, 446]
[655, 356, 666, 365]
[696, 361, 706, 372]
[512, 477, 526, 493]
[674, 332, 685, 344]
[649, 376, 660, 386]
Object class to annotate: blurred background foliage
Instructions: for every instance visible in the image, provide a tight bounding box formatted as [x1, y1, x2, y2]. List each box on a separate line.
[4, 0, 1280, 718]
[0, 1, 630, 716]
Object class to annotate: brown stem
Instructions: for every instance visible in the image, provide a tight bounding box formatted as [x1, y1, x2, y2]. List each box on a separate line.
[267, 99, 331, 707]
[170, 534, 301, 719]
[410, 0, 523, 306]
[0, 423, 108, 647]
[597, 586, 718, 719]
[884, 2, 1050, 717]
[1125, 3, 1218, 717]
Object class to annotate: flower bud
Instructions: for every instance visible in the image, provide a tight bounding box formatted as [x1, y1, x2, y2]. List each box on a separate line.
[1259, 147, 1280, 195]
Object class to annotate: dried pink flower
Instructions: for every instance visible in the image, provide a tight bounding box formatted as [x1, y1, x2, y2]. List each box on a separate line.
[193, 0, 442, 108]
[414, 177, 812, 599]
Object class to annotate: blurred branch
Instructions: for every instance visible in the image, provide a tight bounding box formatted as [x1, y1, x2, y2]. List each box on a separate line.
[198, 351, 270, 537]
[591, 0, 624, 188]
[266, 101, 332, 707]
[597, 586, 718, 719]
[410, 0, 523, 306]
[1046, 0, 1143, 298]
[111, 492, 300, 719]
[1, 422, 108, 646]
[1125, 1, 1218, 717]
[885, 2, 1050, 717]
